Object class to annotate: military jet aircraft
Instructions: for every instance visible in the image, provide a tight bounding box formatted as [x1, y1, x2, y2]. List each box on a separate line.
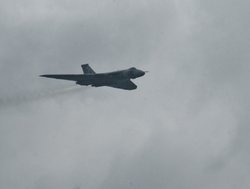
[40, 64, 146, 90]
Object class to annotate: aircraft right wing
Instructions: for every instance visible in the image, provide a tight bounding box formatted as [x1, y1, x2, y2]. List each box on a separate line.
[40, 74, 82, 81]
[109, 80, 137, 90]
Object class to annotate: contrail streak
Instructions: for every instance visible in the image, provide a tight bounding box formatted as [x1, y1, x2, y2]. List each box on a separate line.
[0, 85, 85, 108]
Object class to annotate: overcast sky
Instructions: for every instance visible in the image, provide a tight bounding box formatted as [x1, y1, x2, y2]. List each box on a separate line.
[0, 0, 250, 189]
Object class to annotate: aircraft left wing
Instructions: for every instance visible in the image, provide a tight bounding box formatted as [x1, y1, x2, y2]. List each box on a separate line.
[40, 74, 82, 81]
[109, 80, 137, 90]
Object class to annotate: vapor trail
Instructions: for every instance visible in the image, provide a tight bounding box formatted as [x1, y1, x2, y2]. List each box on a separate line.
[0, 85, 85, 108]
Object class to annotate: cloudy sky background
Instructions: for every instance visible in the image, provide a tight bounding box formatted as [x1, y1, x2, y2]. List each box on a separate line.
[0, 0, 250, 188]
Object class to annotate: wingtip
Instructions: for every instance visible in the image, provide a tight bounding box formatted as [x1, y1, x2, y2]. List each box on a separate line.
[40, 75, 49, 78]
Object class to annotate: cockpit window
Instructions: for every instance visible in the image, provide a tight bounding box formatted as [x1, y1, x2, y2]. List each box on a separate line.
[129, 67, 137, 78]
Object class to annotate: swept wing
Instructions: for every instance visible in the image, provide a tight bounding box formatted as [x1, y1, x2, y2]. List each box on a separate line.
[109, 80, 137, 90]
[40, 74, 82, 81]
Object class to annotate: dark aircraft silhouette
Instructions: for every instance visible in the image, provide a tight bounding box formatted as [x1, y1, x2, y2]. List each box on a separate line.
[40, 64, 146, 90]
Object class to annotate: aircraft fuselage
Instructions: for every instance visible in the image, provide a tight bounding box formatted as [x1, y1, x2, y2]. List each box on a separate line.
[76, 69, 140, 86]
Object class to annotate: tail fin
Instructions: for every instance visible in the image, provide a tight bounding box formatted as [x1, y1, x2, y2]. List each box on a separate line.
[81, 64, 96, 74]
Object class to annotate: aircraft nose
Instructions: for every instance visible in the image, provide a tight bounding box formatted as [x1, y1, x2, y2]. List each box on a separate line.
[137, 71, 145, 77]
[140, 70, 148, 76]
[131, 69, 147, 78]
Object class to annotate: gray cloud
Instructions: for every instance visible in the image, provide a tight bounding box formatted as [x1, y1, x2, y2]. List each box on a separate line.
[0, 0, 249, 189]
